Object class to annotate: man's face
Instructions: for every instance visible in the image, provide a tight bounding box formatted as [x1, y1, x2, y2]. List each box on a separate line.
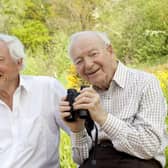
[0, 41, 21, 89]
[70, 34, 115, 90]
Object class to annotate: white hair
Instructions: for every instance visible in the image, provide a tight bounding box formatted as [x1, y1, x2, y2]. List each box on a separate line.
[68, 31, 111, 57]
[0, 34, 26, 69]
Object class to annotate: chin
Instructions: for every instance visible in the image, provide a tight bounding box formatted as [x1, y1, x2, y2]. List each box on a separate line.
[90, 80, 102, 87]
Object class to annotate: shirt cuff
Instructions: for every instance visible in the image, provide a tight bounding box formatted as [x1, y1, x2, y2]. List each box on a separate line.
[70, 128, 89, 146]
[101, 113, 123, 139]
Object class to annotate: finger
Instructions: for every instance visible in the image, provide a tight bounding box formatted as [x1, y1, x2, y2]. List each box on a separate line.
[59, 106, 71, 112]
[60, 111, 71, 119]
[80, 87, 95, 93]
[73, 102, 93, 110]
[59, 100, 69, 106]
[61, 96, 67, 101]
[75, 91, 94, 101]
[74, 97, 91, 105]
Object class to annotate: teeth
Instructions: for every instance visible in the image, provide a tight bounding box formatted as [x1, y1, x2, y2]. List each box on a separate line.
[87, 69, 99, 75]
[0, 75, 7, 80]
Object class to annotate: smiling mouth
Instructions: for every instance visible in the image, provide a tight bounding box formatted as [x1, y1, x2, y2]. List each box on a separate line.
[86, 68, 100, 76]
[0, 75, 7, 81]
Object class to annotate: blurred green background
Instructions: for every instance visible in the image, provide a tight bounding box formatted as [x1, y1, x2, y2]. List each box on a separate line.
[0, 0, 167, 167]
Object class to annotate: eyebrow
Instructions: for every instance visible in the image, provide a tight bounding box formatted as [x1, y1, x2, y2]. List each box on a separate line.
[74, 47, 99, 59]
[81, 48, 98, 56]
[88, 48, 98, 52]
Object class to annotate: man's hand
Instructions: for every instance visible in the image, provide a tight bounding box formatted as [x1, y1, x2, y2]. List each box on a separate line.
[59, 96, 85, 132]
[73, 87, 108, 126]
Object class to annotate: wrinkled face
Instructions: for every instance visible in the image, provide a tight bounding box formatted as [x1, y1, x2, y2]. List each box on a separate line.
[70, 34, 116, 90]
[0, 41, 21, 89]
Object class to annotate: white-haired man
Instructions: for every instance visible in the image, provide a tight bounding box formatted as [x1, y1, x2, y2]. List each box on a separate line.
[59, 31, 167, 168]
[0, 34, 70, 168]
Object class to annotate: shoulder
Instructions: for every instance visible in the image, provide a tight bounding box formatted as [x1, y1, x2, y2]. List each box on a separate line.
[22, 75, 60, 85]
[124, 67, 161, 93]
[21, 75, 66, 95]
[127, 67, 159, 84]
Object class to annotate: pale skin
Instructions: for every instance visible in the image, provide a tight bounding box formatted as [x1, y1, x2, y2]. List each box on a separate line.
[0, 41, 22, 110]
[59, 33, 118, 132]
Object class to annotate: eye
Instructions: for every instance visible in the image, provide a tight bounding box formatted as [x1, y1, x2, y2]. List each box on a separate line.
[74, 58, 83, 65]
[90, 52, 98, 57]
[0, 57, 4, 62]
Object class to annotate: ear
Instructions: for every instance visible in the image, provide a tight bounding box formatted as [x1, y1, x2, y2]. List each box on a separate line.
[17, 58, 23, 70]
[106, 44, 113, 54]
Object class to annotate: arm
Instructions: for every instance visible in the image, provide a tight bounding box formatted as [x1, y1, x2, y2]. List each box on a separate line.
[71, 129, 92, 164]
[101, 76, 166, 159]
[59, 96, 92, 164]
[51, 78, 71, 134]
[73, 77, 167, 160]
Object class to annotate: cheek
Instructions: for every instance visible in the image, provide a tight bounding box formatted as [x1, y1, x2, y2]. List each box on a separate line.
[76, 66, 88, 80]
[76, 65, 84, 75]
[0, 65, 7, 72]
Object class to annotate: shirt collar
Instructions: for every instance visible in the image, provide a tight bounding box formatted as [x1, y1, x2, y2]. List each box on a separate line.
[19, 75, 30, 92]
[112, 61, 128, 88]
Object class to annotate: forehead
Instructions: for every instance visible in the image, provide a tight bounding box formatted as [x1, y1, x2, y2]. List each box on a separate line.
[0, 41, 11, 58]
[0, 41, 9, 52]
[70, 34, 104, 57]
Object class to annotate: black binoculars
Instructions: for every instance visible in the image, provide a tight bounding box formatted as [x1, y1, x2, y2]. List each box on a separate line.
[65, 86, 90, 122]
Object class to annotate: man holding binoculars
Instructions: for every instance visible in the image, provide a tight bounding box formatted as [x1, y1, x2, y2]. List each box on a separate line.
[59, 31, 167, 168]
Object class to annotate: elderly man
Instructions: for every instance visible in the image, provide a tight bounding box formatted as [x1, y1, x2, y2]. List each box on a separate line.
[59, 31, 167, 168]
[0, 34, 69, 168]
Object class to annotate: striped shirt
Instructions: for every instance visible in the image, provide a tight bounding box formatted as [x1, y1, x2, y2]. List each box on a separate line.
[71, 62, 168, 167]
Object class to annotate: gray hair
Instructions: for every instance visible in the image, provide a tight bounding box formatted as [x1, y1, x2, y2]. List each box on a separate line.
[0, 34, 26, 69]
[68, 31, 111, 57]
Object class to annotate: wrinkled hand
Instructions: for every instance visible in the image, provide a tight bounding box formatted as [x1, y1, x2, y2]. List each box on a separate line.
[59, 96, 85, 132]
[73, 87, 108, 126]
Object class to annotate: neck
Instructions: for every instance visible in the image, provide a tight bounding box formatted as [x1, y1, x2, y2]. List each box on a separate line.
[111, 59, 118, 78]
[106, 60, 118, 89]
[0, 76, 19, 111]
[0, 89, 13, 110]
[0, 75, 19, 96]
[93, 60, 118, 91]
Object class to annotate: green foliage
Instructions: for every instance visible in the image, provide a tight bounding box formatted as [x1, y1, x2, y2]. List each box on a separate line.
[60, 130, 76, 168]
[24, 0, 52, 22]
[135, 30, 168, 63]
[48, 0, 102, 32]
[96, 0, 168, 64]
[1, 0, 167, 70]
[165, 146, 168, 168]
[10, 20, 51, 50]
[22, 31, 70, 79]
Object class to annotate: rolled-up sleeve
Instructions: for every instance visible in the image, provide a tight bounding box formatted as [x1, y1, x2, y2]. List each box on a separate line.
[71, 129, 92, 164]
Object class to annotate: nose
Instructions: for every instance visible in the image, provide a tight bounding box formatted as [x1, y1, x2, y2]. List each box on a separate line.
[84, 57, 94, 70]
